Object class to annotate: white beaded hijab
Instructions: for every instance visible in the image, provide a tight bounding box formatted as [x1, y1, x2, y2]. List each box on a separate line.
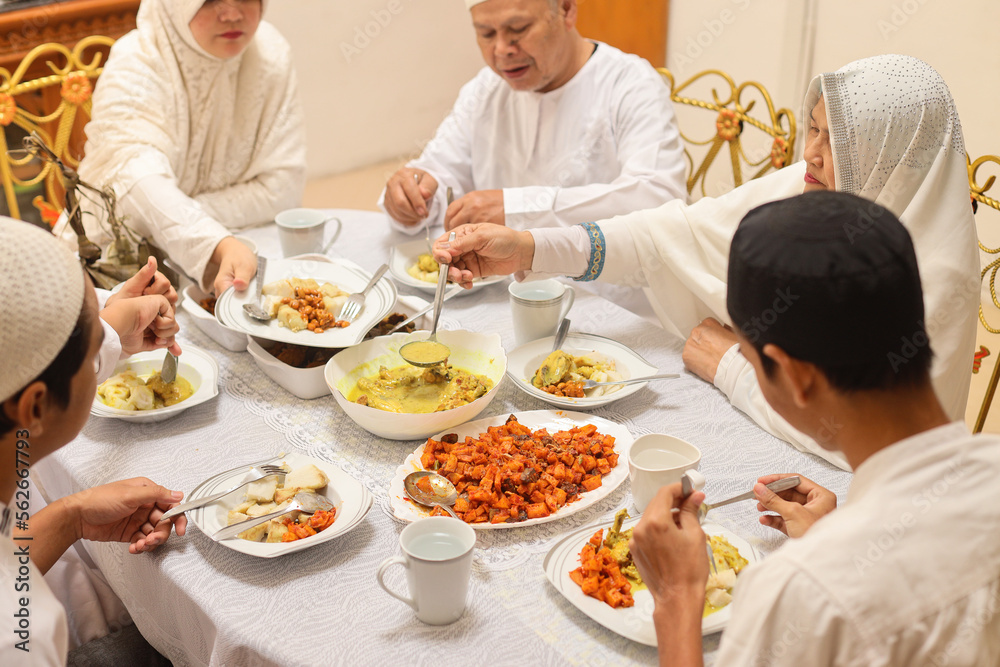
[0, 218, 85, 403]
[78, 0, 302, 209]
[803, 54, 969, 225]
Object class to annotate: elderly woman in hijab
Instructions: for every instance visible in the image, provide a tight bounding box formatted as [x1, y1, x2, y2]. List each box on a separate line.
[72, 0, 305, 295]
[434, 55, 979, 469]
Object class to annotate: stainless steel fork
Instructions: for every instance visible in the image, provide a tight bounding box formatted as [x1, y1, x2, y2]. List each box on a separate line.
[337, 263, 389, 323]
[160, 464, 287, 520]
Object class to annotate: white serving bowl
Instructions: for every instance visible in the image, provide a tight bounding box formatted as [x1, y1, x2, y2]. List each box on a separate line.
[324, 329, 507, 440]
[246, 336, 332, 400]
[91, 346, 219, 423]
[181, 285, 248, 352]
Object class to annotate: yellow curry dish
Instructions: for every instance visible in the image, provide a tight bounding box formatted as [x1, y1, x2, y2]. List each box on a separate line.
[347, 363, 493, 413]
[407, 253, 441, 283]
[533, 350, 623, 398]
[98, 370, 194, 411]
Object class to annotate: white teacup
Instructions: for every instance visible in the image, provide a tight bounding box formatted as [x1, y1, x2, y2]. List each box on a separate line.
[628, 434, 702, 512]
[275, 208, 342, 258]
[508, 279, 575, 347]
[376, 517, 476, 625]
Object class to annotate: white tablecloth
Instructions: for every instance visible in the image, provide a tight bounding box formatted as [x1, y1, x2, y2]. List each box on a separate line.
[35, 210, 852, 666]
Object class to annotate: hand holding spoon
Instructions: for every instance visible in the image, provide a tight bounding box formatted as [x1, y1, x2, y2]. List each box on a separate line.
[400, 232, 455, 367]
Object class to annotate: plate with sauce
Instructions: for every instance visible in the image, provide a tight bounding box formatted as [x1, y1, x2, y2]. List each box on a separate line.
[543, 514, 758, 641]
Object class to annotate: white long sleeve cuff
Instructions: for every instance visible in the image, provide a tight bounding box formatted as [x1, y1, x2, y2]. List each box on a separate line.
[519, 225, 590, 282]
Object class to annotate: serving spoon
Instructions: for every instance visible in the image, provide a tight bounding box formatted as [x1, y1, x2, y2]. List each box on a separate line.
[403, 471, 459, 519]
[399, 231, 455, 367]
[242, 256, 270, 322]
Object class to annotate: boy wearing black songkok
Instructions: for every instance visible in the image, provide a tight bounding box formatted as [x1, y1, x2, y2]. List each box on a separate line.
[629, 192, 1000, 666]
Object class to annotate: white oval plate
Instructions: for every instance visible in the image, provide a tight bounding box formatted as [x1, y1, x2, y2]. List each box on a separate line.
[90, 346, 219, 423]
[215, 257, 396, 348]
[187, 452, 373, 558]
[506, 333, 659, 410]
[389, 239, 507, 294]
[543, 515, 758, 642]
[388, 410, 632, 528]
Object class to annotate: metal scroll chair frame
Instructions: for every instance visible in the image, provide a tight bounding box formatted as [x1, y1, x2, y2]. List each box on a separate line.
[970, 153, 1000, 432]
[0, 36, 115, 222]
[656, 67, 797, 199]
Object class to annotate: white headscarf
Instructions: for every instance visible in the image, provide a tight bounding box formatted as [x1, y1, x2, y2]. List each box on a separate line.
[0, 218, 85, 402]
[602, 54, 978, 421]
[78, 0, 304, 209]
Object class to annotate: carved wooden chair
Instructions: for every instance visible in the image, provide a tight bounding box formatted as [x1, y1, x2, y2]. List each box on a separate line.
[0, 36, 115, 225]
[968, 153, 1000, 432]
[656, 68, 797, 199]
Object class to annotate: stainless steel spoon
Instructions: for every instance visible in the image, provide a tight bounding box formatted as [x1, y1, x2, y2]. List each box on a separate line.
[403, 471, 459, 519]
[242, 256, 270, 322]
[551, 318, 570, 353]
[399, 231, 455, 367]
[211, 491, 334, 541]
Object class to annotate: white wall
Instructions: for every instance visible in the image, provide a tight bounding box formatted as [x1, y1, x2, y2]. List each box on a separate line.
[266, 0, 484, 179]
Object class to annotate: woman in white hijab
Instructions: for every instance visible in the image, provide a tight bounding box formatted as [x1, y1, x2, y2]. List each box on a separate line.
[73, 0, 306, 295]
[435, 55, 979, 470]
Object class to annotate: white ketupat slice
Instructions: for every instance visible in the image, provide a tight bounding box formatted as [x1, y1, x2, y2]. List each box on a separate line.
[284, 464, 329, 490]
[265, 519, 289, 543]
[244, 476, 279, 503]
[262, 280, 294, 298]
[274, 486, 301, 504]
[245, 502, 277, 518]
[227, 510, 248, 526]
[237, 522, 269, 542]
[706, 587, 733, 609]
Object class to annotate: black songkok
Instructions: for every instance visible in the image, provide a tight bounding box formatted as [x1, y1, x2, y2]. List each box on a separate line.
[727, 191, 925, 368]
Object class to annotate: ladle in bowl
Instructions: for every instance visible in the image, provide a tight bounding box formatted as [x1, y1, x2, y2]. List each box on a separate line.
[399, 231, 455, 367]
[403, 471, 460, 519]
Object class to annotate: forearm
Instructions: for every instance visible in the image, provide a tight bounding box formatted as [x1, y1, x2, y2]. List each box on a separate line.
[119, 174, 230, 291]
[652, 599, 704, 667]
[17, 497, 80, 575]
[194, 168, 303, 229]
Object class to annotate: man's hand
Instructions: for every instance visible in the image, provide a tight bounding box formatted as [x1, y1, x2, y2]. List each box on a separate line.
[444, 189, 504, 231]
[630, 483, 709, 606]
[104, 256, 177, 308]
[384, 168, 438, 226]
[754, 473, 837, 538]
[683, 318, 739, 383]
[432, 224, 534, 288]
[630, 483, 707, 667]
[101, 294, 181, 356]
[63, 478, 187, 554]
[210, 236, 257, 295]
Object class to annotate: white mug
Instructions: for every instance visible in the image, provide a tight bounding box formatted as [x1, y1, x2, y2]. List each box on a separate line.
[508, 279, 575, 347]
[275, 208, 342, 258]
[628, 433, 702, 512]
[376, 517, 476, 625]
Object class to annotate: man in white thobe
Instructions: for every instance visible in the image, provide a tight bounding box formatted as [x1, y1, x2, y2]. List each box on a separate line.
[380, 0, 686, 234]
[628, 193, 1000, 666]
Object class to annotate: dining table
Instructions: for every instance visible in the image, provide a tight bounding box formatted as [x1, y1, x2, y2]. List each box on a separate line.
[33, 209, 853, 666]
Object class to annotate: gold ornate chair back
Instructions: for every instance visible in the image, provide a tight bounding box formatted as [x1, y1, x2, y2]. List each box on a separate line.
[969, 153, 1000, 432]
[657, 68, 796, 199]
[0, 36, 114, 225]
